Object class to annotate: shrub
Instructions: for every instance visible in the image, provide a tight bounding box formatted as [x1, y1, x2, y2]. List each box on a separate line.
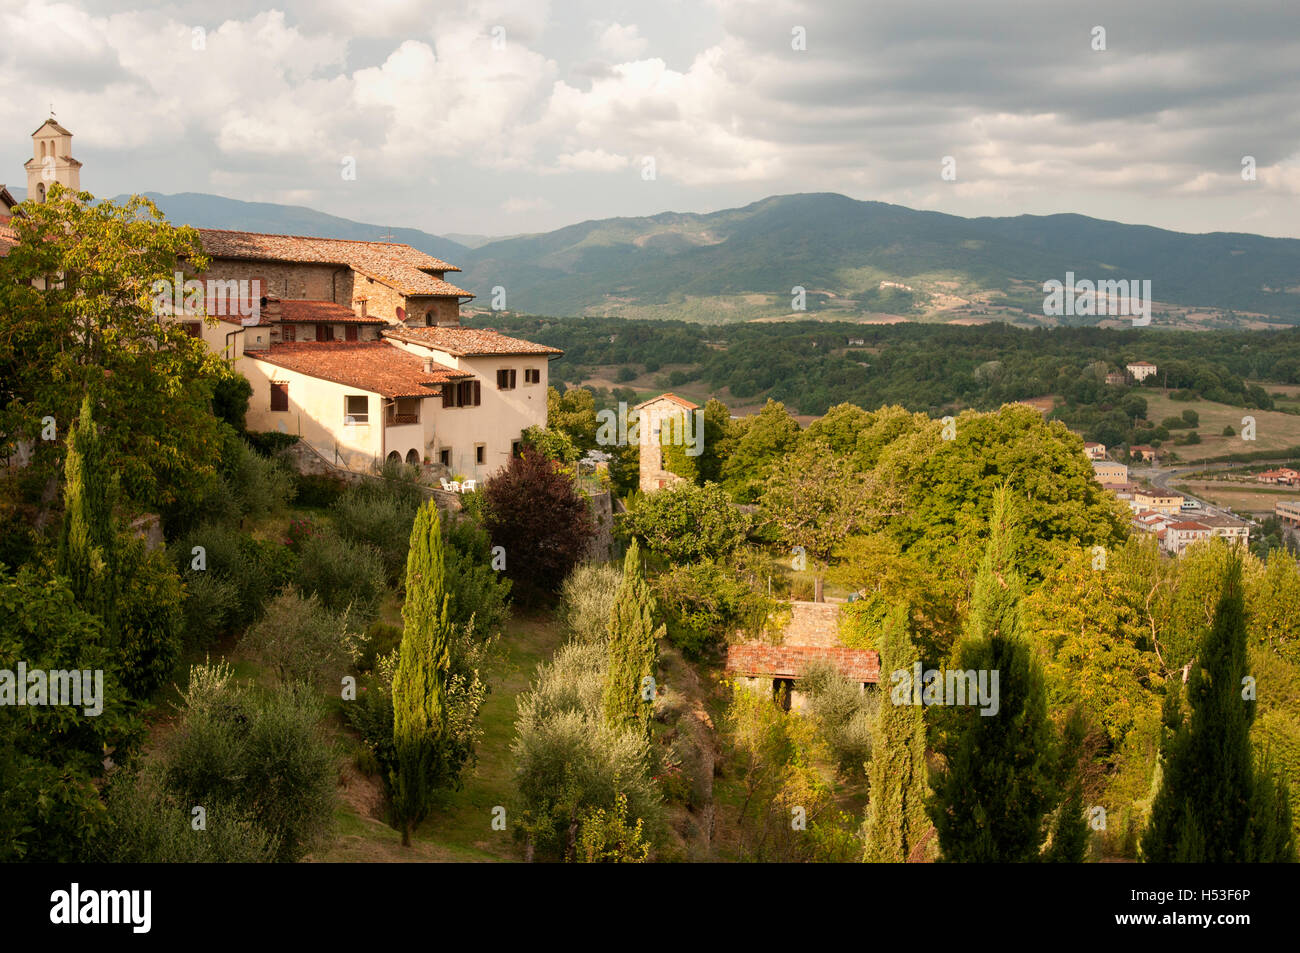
[620, 481, 751, 564]
[557, 563, 623, 643]
[359, 621, 403, 673]
[654, 558, 768, 659]
[239, 588, 366, 690]
[798, 660, 876, 777]
[172, 523, 289, 630]
[244, 430, 299, 457]
[223, 438, 294, 523]
[285, 516, 317, 552]
[512, 707, 662, 861]
[161, 663, 337, 862]
[92, 769, 277, 863]
[115, 536, 185, 699]
[293, 529, 387, 625]
[332, 487, 419, 583]
[445, 517, 512, 638]
[293, 473, 347, 509]
[178, 570, 241, 647]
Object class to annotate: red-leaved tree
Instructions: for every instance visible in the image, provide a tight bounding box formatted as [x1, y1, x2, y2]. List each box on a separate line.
[482, 450, 596, 602]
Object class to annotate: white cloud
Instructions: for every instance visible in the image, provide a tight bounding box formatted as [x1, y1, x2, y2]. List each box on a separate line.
[594, 22, 649, 61]
[552, 149, 630, 173]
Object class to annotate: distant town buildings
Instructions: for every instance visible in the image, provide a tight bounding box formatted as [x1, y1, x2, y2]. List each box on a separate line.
[1129, 444, 1158, 463]
[1274, 499, 1300, 526]
[1134, 489, 1184, 515]
[1092, 460, 1128, 485]
[1083, 441, 1107, 460]
[1258, 468, 1300, 486]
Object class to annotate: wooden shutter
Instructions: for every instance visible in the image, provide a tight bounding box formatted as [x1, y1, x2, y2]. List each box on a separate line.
[282, 324, 296, 342]
[345, 325, 358, 341]
[270, 382, 289, 412]
[443, 384, 455, 408]
[472, 380, 481, 405]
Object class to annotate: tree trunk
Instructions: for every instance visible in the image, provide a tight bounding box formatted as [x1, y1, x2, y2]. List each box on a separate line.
[814, 574, 824, 603]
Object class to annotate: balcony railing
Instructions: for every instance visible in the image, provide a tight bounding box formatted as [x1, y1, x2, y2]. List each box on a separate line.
[386, 412, 420, 425]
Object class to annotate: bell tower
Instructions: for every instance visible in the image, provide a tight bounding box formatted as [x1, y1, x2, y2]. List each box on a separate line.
[24, 114, 82, 202]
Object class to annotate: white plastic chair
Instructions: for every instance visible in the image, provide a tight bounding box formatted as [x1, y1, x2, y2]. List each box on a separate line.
[460, 479, 477, 492]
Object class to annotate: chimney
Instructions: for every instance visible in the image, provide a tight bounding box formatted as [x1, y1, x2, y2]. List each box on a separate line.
[355, 297, 368, 319]
[423, 358, 434, 373]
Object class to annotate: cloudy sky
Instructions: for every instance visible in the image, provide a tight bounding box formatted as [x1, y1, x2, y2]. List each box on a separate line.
[2, 0, 1297, 239]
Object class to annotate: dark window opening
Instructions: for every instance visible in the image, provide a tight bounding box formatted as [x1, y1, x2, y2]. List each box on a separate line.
[439, 448, 451, 467]
[475, 445, 486, 465]
[496, 368, 517, 390]
[316, 324, 334, 342]
[270, 382, 289, 412]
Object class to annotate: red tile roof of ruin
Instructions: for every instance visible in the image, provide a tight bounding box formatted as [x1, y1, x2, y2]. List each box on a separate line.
[383, 326, 563, 357]
[725, 644, 881, 684]
[0, 220, 15, 257]
[197, 228, 474, 298]
[634, 392, 700, 411]
[249, 341, 469, 399]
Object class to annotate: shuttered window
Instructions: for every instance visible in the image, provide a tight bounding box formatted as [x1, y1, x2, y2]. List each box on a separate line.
[270, 382, 289, 412]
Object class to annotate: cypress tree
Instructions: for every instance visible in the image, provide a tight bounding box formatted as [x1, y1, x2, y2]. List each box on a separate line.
[57, 394, 118, 634]
[1043, 707, 1091, 862]
[602, 540, 663, 739]
[1142, 555, 1295, 861]
[390, 500, 452, 846]
[927, 486, 1057, 861]
[864, 603, 930, 862]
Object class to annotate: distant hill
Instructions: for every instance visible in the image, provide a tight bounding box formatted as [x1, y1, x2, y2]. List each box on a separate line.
[121, 192, 471, 266]
[456, 193, 1300, 326]
[15, 186, 1300, 327]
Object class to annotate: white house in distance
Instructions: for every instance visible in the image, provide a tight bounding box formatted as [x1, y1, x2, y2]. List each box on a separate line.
[1127, 361, 1158, 382]
[1083, 441, 1106, 460]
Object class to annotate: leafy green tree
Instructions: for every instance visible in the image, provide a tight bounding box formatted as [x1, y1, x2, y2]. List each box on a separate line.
[0, 566, 137, 861]
[927, 487, 1058, 861]
[547, 386, 599, 453]
[57, 396, 118, 633]
[761, 438, 890, 601]
[1142, 556, 1296, 861]
[661, 398, 731, 484]
[864, 605, 930, 862]
[720, 399, 800, 503]
[521, 424, 580, 464]
[0, 187, 227, 509]
[391, 500, 454, 846]
[602, 540, 663, 739]
[621, 481, 750, 564]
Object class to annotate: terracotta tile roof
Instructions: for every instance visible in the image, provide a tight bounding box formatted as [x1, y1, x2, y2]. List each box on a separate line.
[0, 220, 15, 258]
[634, 392, 700, 411]
[277, 299, 386, 324]
[383, 326, 563, 357]
[250, 341, 470, 399]
[1167, 521, 1211, 531]
[197, 228, 473, 298]
[725, 644, 881, 684]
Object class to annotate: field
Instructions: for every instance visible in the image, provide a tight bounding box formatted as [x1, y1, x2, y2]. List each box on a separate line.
[1140, 392, 1300, 461]
[1170, 480, 1299, 516]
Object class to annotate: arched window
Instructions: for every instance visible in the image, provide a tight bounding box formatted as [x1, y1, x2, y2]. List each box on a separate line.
[36, 183, 45, 202]
[425, 311, 434, 327]
[386, 450, 401, 463]
[405, 449, 420, 465]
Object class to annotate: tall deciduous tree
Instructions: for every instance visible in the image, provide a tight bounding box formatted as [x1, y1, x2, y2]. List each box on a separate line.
[1142, 556, 1296, 862]
[391, 500, 453, 846]
[864, 604, 930, 862]
[57, 395, 118, 635]
[927, 487, 1058, 861]
[0, 186, 228, 509]
[602, 540, 663, 739]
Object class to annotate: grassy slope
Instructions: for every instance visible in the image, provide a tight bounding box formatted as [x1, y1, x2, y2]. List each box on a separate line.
[1143, 392, 1300, 461]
